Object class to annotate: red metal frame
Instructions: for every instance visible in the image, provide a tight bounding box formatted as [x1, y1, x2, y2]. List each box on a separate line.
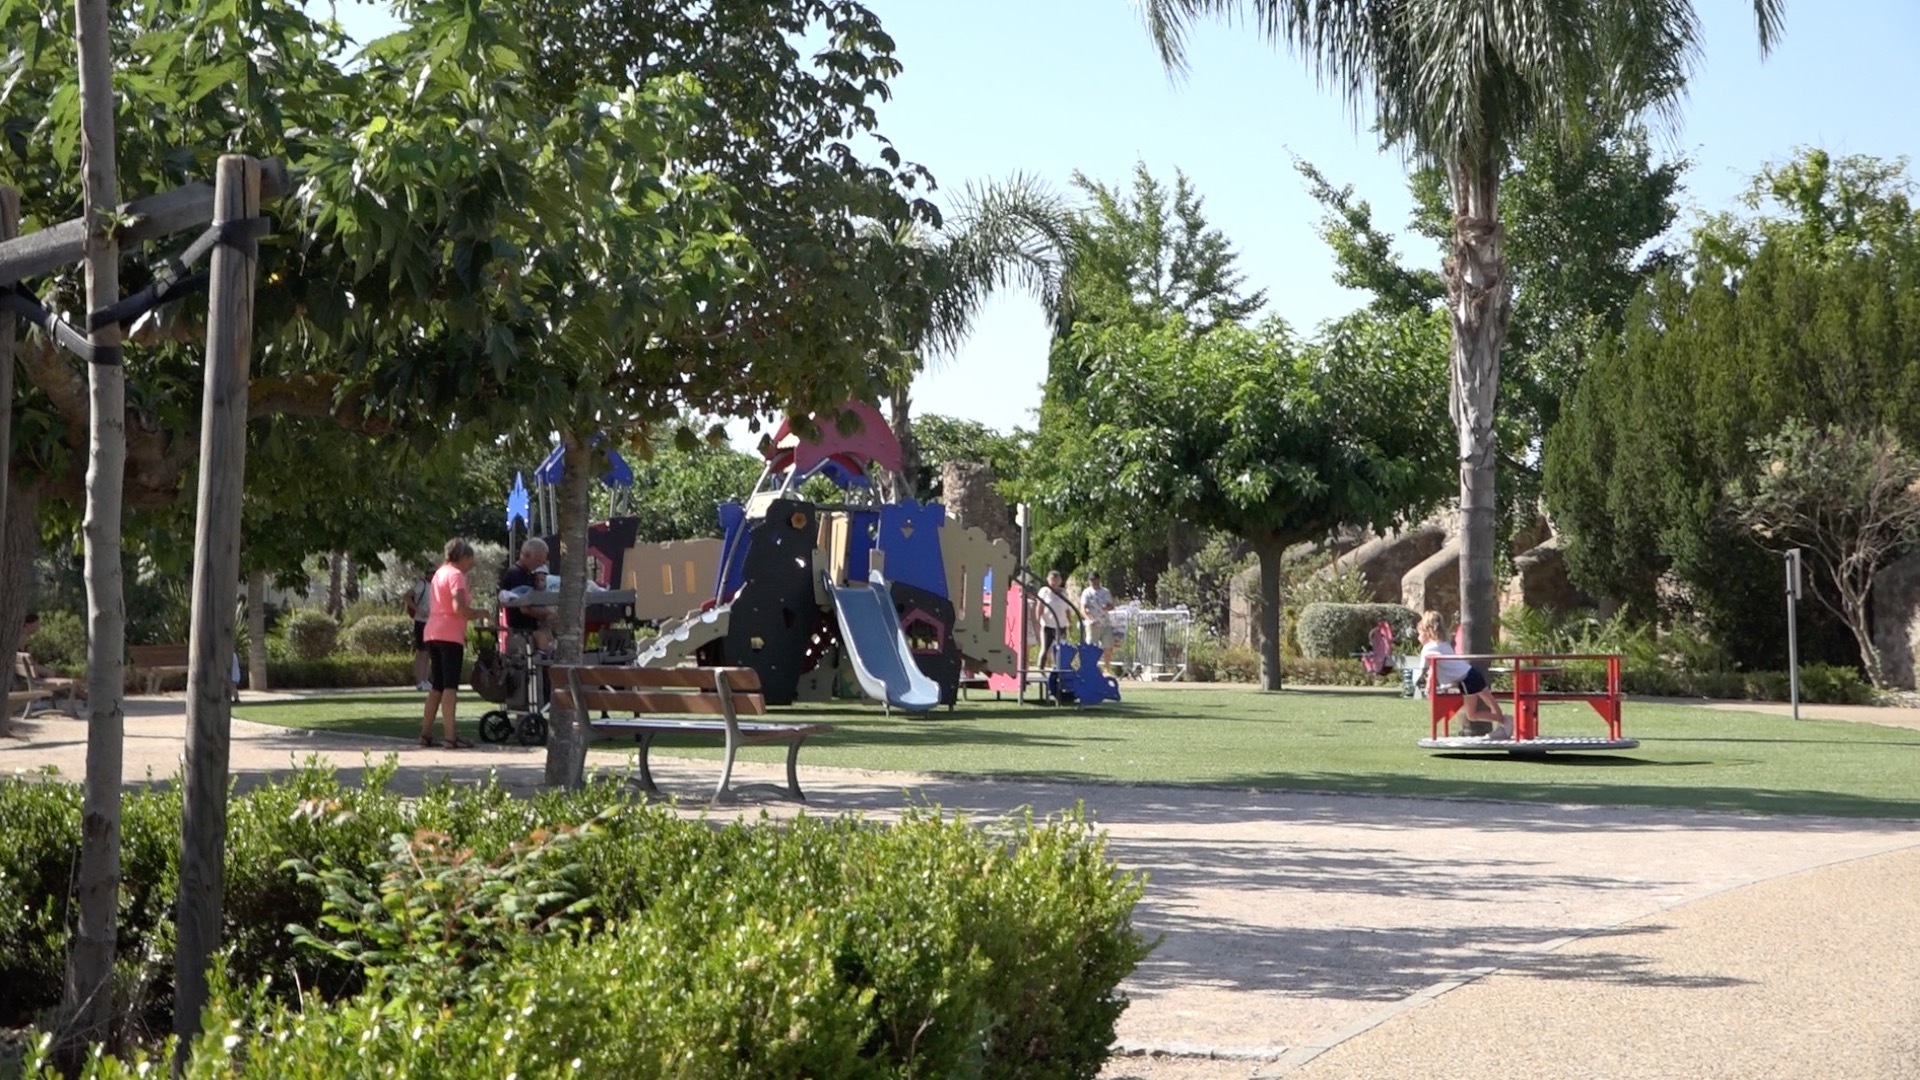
[1426, 653, 1624, 741]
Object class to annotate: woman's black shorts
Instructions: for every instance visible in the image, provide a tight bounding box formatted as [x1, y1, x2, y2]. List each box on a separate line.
[425, 640, 464, 692]
[1460, 665, 1488, 695]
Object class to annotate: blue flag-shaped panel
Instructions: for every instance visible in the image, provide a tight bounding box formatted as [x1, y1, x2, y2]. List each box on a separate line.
[534, 441, 633, 487]
[506, 472, 530, 531]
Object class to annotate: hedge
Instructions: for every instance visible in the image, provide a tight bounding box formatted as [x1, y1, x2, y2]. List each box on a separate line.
[338, 613, 414, 655]
[4, 763, 1149, 1078]
[282, 609, 340, 661]
[1295, 603, 1419, 659]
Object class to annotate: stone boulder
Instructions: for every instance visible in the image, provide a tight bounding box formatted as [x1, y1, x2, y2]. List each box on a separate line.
[939, 461, 1016, 548]
[1331, 526, 1447, 603]
[1870, 550, 1920, 691]
[1500, 536, 1594, 618]
[1401, 540, 1460, 619]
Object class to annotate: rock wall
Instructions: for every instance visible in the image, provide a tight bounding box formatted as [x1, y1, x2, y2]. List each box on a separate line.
[1401, 540, 1461, 620]
[1332, 526, 1447, 603]
[939, 462, 1017, 548]
[1871, 551, 1920, 690]
[1500, 536, 1593, 618]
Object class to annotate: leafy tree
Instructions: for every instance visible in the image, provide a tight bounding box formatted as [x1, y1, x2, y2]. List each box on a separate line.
[908, 413, 1027, 501]
[1039, 308, 1452, 689]
[623, 436, 763, 543]
[1023, 162, 1268, 591]
[1140, 0, 1784, 654]
[1544, 150, 1920, 664]
[1727, 420, 1920, 689]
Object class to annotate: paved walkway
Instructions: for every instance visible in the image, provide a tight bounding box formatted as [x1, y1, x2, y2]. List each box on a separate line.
[4, 693, 1918, 1079]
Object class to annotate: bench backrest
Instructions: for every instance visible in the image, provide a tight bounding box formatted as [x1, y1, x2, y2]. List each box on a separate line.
[550, 665, 767, 717]
[130, 644, 191, 667]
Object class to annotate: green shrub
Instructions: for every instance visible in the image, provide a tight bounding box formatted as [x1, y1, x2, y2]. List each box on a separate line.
[1275, 656, 1394, 687]
[1295, 603, 1418, 659]
[267, 654, 413, 689]
[281, 609, 339, 661]
[8, 766, 1150, 1077]
[1185, 632, 1260, 683]
[337, 613, 413, 655]
[22, 610, 86, 672]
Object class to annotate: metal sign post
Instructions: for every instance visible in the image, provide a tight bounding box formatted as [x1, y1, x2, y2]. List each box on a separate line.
[1786, 548, 1802, 721]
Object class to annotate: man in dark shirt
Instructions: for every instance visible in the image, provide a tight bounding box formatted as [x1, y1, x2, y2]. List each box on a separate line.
[499, 538, 556, 651]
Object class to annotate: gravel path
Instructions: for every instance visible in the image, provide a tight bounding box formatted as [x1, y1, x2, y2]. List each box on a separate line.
[5, 693, 1917, 1079]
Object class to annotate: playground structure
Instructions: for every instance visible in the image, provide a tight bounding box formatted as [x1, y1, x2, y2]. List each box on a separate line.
[631, 402, 1119, 710]
[1416, 651, 1638, 754]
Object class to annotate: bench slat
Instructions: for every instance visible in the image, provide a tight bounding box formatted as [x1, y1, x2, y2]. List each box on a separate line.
[549, 664, 760, 692]
[552, 688, 767, 717]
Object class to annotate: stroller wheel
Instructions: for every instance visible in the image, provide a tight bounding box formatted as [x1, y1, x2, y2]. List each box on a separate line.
[515, 712, 548, 747]
[478, 710, 515, 744]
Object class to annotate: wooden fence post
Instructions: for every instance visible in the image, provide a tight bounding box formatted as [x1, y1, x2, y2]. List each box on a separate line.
[173, 154, 260, 1057]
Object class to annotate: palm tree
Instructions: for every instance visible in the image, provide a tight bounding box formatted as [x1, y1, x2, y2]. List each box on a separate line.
[880, 174, 1073, 495]
[1137, 0, 1784, 652]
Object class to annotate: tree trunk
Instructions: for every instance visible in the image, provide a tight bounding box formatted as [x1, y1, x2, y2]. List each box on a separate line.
[343, 552, 359, 605]
[174, 155, 260, 1058]
[326, 552, 343, 618]
[247, 571, 268, 692]
[542, 428, 592, 789]
[1446, 154, 1510, 656]
[65, 0, 127, 1059]
[0, 484, 40, 741]
[0, 188, 16, 740]
[888, 383, 918, 500]
[1255, 536, 1283, 691]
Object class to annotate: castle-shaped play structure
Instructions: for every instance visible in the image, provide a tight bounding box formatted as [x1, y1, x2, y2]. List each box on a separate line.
[622, 402, 1118, 711]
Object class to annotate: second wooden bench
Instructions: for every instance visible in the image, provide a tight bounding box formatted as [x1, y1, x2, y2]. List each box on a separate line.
[129, 643, 192, 695]
[550, 664, 833, 803]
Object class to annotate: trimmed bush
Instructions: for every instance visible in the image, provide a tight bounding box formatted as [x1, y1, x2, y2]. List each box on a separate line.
[338, 613, 413, 655]
[23, 609, 87, 672]
[1296, 603, 1418, 659]
[281, 609, 339, 661]
[6, 764, 1150, 1076]
[267, 654, 413, 689]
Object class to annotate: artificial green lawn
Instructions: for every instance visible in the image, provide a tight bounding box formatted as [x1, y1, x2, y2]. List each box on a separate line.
[232, 686, 1920, 819]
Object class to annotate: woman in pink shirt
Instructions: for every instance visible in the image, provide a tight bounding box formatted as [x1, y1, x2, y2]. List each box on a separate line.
[420, 538, 487, 748]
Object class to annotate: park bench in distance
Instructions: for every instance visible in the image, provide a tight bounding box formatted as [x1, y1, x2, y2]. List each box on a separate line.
[551, 664, 834, 803]
[129, 643, 192, 694]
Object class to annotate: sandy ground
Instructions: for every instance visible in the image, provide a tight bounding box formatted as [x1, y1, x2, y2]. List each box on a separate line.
[4, 692, 1918, 1078]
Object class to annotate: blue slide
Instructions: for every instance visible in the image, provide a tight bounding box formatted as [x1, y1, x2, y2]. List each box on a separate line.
[827, 570, 941, 713]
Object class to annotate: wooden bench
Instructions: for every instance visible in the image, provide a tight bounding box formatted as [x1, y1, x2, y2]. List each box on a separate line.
[1427, 652, 1625, 741]
[11, 653, 62, 716]
[129, 643, 191, 694]
[551, 664, 834, 803]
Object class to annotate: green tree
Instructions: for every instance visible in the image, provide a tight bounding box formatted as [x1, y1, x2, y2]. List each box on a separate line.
[1727, 420, 1920, 689]
[1545, 150, 1920, 666]
[907, 413, 1027, 501]
[1140, 0, 1784, 654]
[1023, 162, 1268, 591]
[1040, 308, 1452, 688]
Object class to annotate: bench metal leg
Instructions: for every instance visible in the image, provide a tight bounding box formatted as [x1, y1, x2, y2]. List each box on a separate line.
[631, 733, 661, 796]
[784, 738, 809, 801]
[713, 723, 742, 803]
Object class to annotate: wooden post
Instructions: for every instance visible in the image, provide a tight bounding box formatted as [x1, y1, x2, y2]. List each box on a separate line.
[173, 155, 260, 1055]
[1, 186, 17, 740]
[64, 0, 127, 1058]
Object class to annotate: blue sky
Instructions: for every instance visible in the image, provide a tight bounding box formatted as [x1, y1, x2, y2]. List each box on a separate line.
[333, 0, 1920, 438]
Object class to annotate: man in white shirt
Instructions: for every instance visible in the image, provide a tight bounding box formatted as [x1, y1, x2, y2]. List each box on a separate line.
[1035, 570, 1076, 667]
[1079, 571, 1114, 672]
